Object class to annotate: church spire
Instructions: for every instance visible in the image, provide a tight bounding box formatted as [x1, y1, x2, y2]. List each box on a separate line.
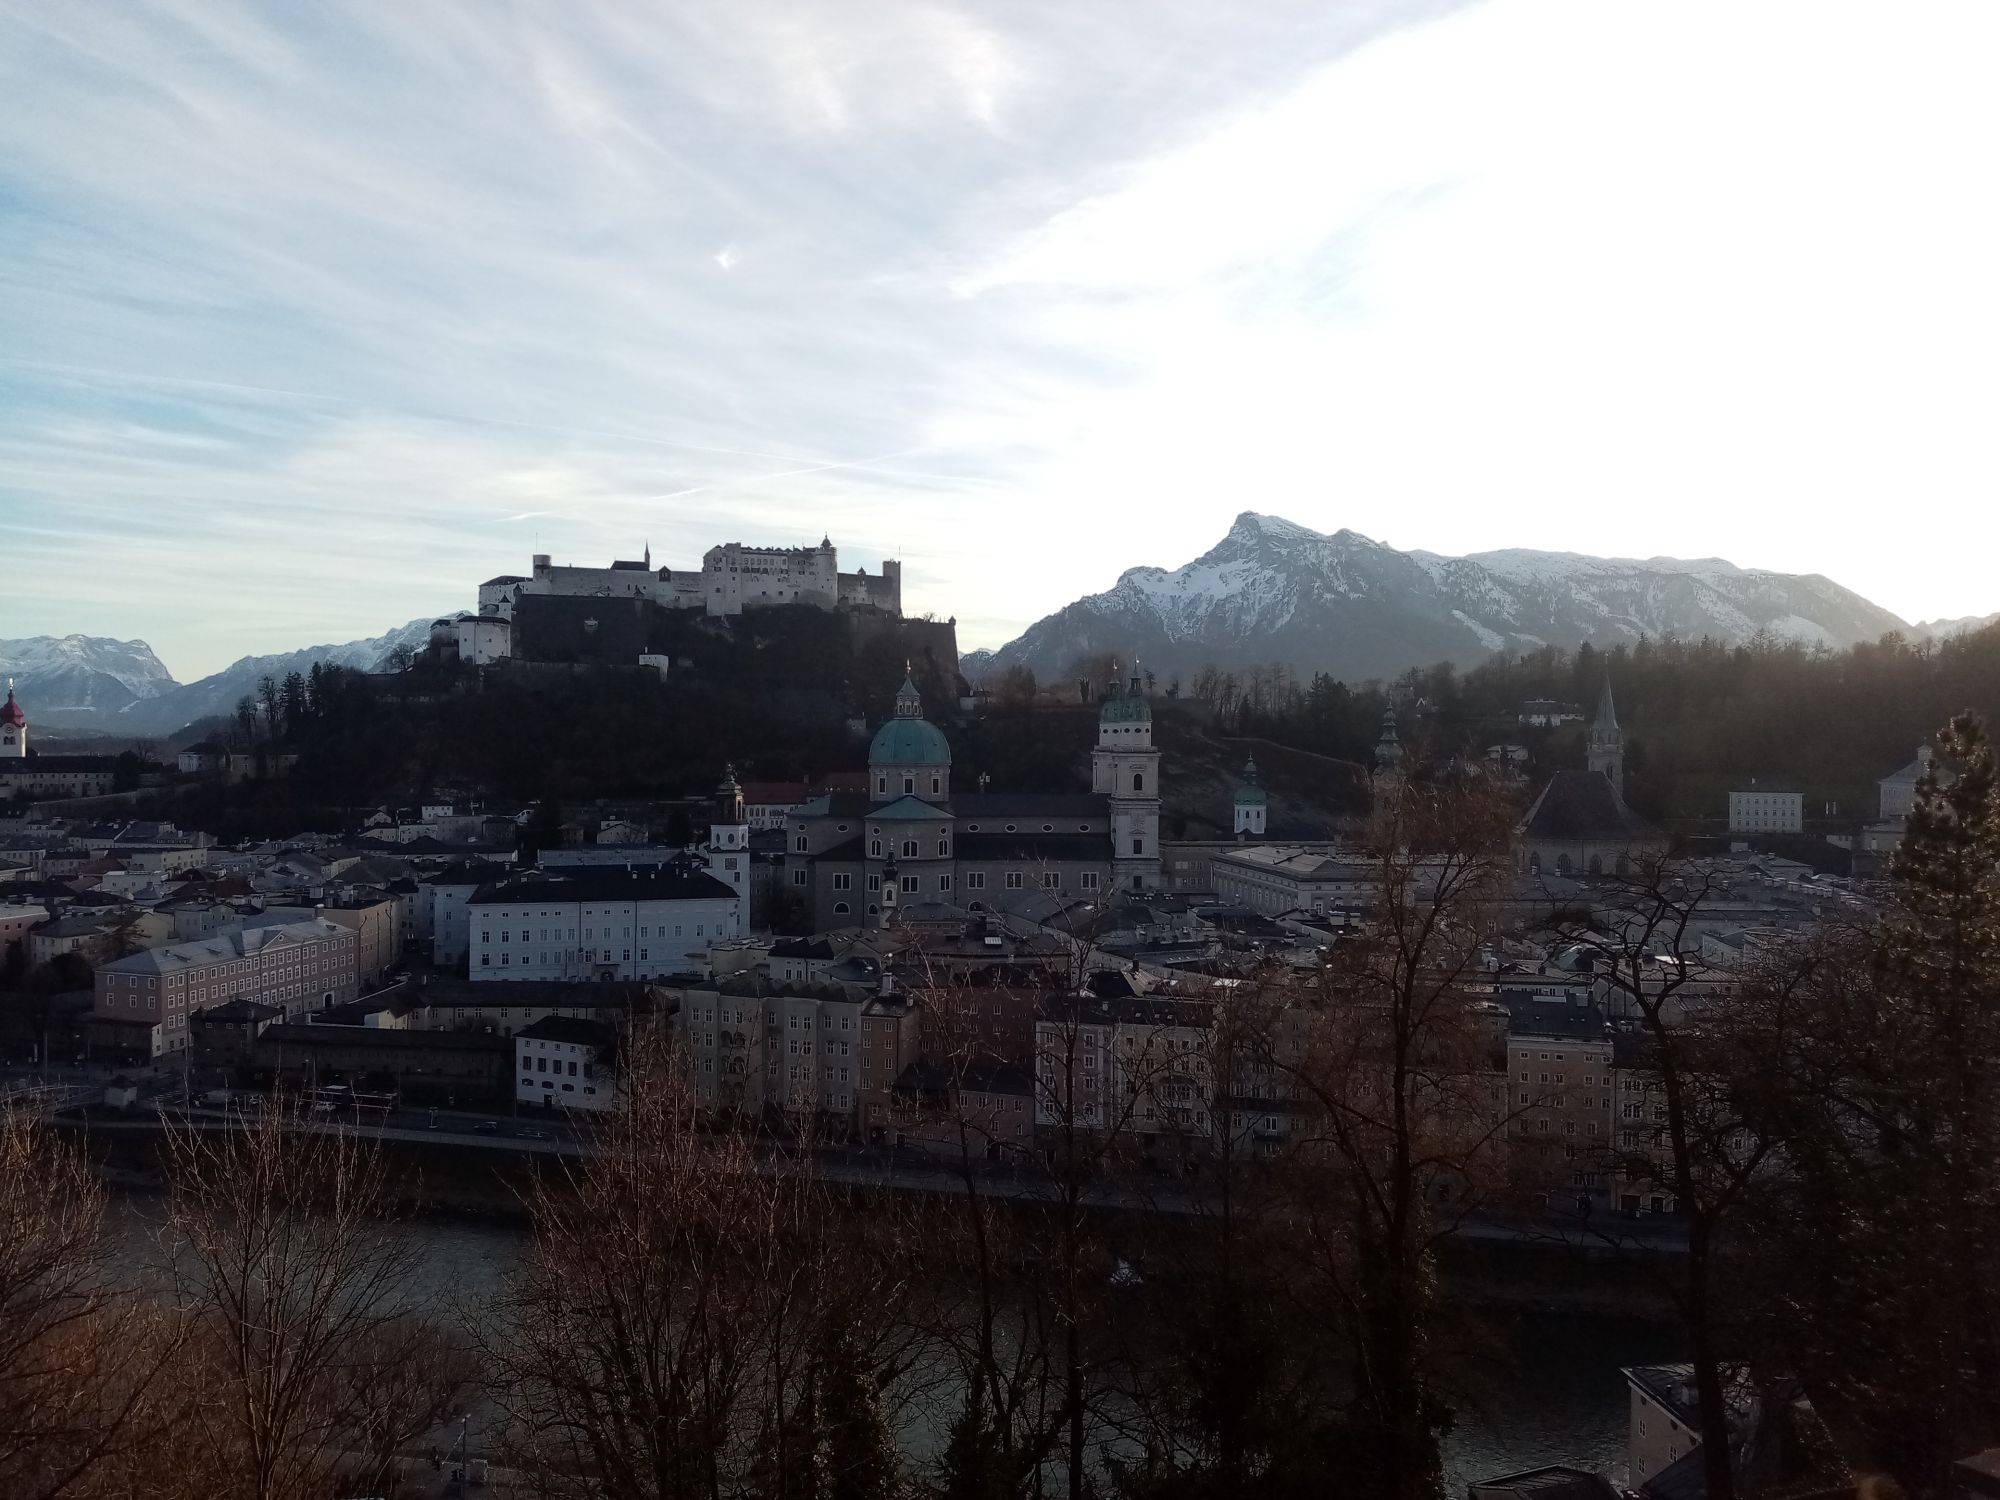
[894, 668, 924, 719]
[1588, 674, 1624, 796]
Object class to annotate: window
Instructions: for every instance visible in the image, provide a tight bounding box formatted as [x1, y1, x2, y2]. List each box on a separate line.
[938, 874, 952, 892]
[1006, 872, 1024, 890]
[901, 839, 918, 859]
[792, 869, 808, 886]
[966, 872, 985, 890]
[936, 837, 949, 857]
[833, 872, 851, 891]
[903, 776, 915, 795]
[833, 902, 850, 915]
[900, 875, 918, 894]
[869, 838, 883, 857]
[796, 836, 808, 852]
[867, 874, 881, 892]
[1131, 837, 1143, 855]
[1132, 772, 1144, 792]
[1081, 872, 1099, 891]
[1042, 872, 1060, 889]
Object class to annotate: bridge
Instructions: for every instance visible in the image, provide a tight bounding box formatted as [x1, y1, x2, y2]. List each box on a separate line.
[0, 1080, 100, 1117]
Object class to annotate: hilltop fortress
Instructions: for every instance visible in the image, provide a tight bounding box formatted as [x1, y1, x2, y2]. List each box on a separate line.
[476, 538, 900, 624]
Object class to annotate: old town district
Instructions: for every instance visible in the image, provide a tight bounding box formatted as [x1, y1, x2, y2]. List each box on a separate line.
[0, 667, 1905, 1219]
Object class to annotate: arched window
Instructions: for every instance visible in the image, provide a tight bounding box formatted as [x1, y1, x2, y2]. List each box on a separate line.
[936, 838, 949, 857]
[1588, 854, 1603, 876]
[1555, 853, 1573, 876]
[869, 838, 882, 857]
[795, 836, 808, 853]
[901, 839, 918, 859]
[876, 775, 887, 796]
[1132, 772, 1145, 792]
[833, 902, 850, 915]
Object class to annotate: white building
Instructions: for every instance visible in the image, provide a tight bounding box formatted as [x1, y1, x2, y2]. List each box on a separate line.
[1726, 779, 1803, 834]
[1209, 846, 1373, 916]
[1232, 756, 1267, 839]
[514, 1015, 618, 1112]
[704, 768, 752, 936]
[474, 539, 900, 622]
[420, 861, 515, 970]
[469, 869, 742, 982]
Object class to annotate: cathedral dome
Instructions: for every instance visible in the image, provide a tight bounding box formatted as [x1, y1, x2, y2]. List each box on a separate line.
[869, 718, 951, 768]
[1100, 680, 1151, 725]
[869, 675, 952, 768]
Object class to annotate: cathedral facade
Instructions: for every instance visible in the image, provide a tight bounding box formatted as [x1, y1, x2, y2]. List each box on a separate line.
[782, 673, 1162, 930]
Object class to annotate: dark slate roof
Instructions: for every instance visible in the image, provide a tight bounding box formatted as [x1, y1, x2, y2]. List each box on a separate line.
[257, 1022, 507, 1052]
[516, 1014, 617, 1048]
[419, 978, 649, 1008]
[424, 860, 516, 888]
[957, 833, 1110, 862]
[770, 936, 840, 959]
[1520, 770, 1656, 842]
[470, 870, 737, 906]
[952, 793, 1108, 818]
[813, 837, 866, 863]
[192, 998, 281, 1023]
[1472, 1466, 1618, 1500]
[2, 755, 118, 772]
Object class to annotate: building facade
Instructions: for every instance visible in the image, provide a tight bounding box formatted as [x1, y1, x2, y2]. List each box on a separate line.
[782, 673, 1162, 930]
[474, 537, 901, 624]
[469, 870, 742, 981]
[515, 1015, 618, 1112]
[95, 918, 360, 1058]
[1727, 779, 1803, 834]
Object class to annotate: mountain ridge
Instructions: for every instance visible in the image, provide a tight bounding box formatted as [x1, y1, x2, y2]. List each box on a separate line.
[1, 620, 433, 739]
[969, 512, 1921, 684]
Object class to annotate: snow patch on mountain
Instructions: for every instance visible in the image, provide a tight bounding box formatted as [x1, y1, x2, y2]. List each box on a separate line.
[981, 513, 1912, 685]
[0, 634, 177, 714]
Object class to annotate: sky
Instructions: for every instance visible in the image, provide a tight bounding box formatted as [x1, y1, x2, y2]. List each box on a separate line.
[3, 0, 1998, 680]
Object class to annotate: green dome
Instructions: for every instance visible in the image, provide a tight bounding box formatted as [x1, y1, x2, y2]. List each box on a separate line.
[1100, 682, 1152, 724]
[869, 717, 952, 767]
[1234, 754, 1266, 805]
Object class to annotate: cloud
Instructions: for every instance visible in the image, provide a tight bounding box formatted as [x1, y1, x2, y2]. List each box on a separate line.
[0, 0, 1995, 677]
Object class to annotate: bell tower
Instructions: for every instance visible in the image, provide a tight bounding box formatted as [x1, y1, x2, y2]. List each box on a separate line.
[704, 764, 749, 937]
[1587, 678, 1623, 797]
[0, 680, 24, 759]
[1092, 663, 1162, 892]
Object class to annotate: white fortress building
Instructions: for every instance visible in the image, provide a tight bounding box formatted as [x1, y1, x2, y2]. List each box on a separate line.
[474, 538, 901, 626]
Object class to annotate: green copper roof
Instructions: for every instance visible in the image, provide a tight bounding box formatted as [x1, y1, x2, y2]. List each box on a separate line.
[868, 717, 951, 768]
[1099, 681, 1152, 724]
[1234, 755, 1267, 805]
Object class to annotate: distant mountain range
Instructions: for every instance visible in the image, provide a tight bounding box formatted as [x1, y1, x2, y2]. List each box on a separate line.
[0, 621, 432, 739]
[964, 513, 1948, 685]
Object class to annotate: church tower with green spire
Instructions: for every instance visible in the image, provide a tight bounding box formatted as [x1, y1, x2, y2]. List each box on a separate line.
[1091, 663, 1162, 891]
[1587, 677, 1623, 797]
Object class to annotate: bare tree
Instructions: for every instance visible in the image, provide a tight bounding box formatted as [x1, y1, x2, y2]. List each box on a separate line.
[155, 1103, 471, 1500]
[485, 1030, 911, 1500]
[0, 1114, 171, 1500]
[1538, 852, 1782, 1500]
[1271, 776, 1517, 1499]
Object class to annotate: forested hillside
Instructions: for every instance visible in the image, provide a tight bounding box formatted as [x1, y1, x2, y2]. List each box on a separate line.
[1201, 625, 2000, 824]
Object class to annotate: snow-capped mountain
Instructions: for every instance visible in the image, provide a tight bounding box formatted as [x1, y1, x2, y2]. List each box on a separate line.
[975, 513, 1914, 685]
[1911, 611, 2000, 639]
[0, 634, 177, 715]
[9, 620, 433, 736]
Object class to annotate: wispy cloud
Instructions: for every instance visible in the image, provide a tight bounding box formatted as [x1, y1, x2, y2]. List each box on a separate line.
[0, 0, 1995, 677]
